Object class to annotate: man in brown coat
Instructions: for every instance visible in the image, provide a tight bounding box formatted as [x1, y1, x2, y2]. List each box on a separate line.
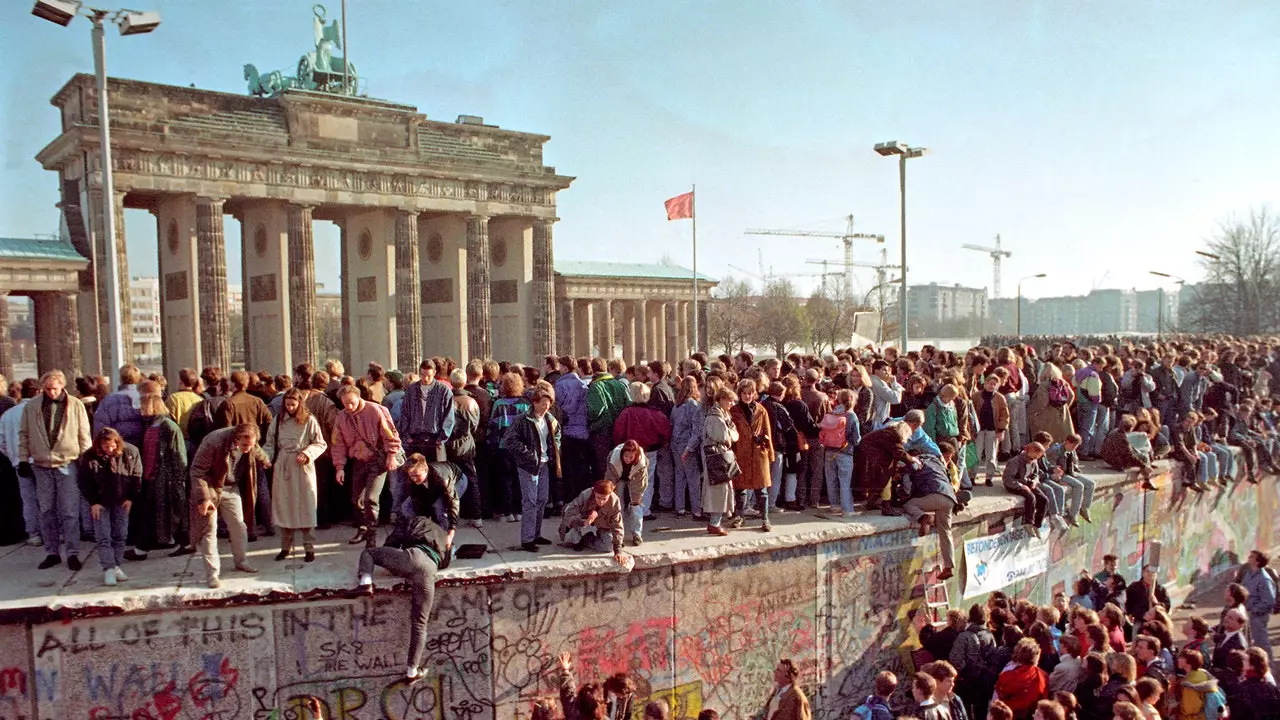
[799, 370, 831, 509]
[764, 659, 811, 720]
[190, 424, 270, 588]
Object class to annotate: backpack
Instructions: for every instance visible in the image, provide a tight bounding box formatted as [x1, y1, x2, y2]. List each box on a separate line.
[1047, 378, 1071, 407]
[1123, 373, 1145, 402]
[1203, 687, 1226, 720]
[818, 412, 848, 449]
[187, 397, 217, 448]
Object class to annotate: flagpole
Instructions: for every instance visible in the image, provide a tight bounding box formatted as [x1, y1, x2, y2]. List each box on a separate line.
[690, 184, 698, 355]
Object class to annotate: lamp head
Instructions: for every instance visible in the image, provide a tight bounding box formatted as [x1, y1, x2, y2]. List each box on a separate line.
[32, 0, 79, 26]
[874, 141, 905, 157]
[117, 10, 160, 35]
[1034, 273, 1046, 278]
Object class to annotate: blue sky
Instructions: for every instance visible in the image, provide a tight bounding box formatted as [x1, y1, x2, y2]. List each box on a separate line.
[2, 1, 1278, 299]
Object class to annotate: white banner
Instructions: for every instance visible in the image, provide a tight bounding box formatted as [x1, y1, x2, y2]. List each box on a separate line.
[962, 525, 1048, 599]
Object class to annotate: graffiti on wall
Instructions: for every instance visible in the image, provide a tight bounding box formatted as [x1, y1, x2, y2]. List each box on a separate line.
[269, 587, 492, 720]
[31, 608, 275, 720]
[817, 530, 927, 720]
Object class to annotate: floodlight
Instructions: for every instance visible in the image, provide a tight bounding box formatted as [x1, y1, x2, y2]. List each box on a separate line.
[32, 0, 80, 26]
[118, 10, 160, 35]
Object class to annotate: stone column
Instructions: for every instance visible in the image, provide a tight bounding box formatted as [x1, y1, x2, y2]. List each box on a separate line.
[648, 302, 665, 365]
[596, 299, 614, 360]
[634, 300, 648, 362]
[288, 204, 318, 370]
[531, 220, 556, 358]
[698, 301, 710, 352]
[466, 215, 492, 360]
[395, 210, 422, 370]
[237, 211, 252, 370]
[0, 294, 11, 380]
[112, 190, 134, 364]
[196, 197, 230, 370]
[665, 301, 679, 365]
[621, 301, 637, 364]
[33, 292, 80, 376]
[338, 220, 352, 365]
[676, 301, 689, 362]
[573, 300, 594, 358]
[559, 301, 576, 357]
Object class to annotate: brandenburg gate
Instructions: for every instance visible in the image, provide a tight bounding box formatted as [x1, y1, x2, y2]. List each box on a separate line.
[36, 73, 573, 378]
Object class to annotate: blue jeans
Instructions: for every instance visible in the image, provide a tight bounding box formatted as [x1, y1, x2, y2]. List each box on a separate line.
[621, 478, 645, 540]
[643, 451, 659, 516]
[674, 452, 702, 514]
[738, 489, 769, 524]
[1076, 401, 1098, 454]
[767, 455, 784, 508]
[518, 463, 550, 544]
[1087, 409, 1112, 456]
[1039, 478, 1065, 516]
[18, 473, 41, 540]
[34, 464, 81, 557]
[93, 502, 130, 570]
[1060, 474, 1096, 515]
[1210, 443, 1235, 481]
[825, 451, 854, 513]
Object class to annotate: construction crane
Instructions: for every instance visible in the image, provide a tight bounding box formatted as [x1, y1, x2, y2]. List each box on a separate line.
[961, 234, 1013, 298]
[745, 214, 885, 293]
[804, 248, 891, 295]
[727, 264, 833, 287]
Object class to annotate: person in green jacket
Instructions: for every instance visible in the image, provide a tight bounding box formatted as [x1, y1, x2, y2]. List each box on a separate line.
[923, 385, 961, 446]
[586, 358, 630, 474]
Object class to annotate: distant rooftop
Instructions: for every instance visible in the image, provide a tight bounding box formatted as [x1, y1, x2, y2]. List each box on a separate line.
[555, 260, 716, 282]
[0, 236, 86, 263]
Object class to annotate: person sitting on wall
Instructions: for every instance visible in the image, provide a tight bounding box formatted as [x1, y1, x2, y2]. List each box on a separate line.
[558, 478, 627, 567]
[901, 449, 959, 581]
[351, 452, 455, 682]
[1100, 414, 1157, 491]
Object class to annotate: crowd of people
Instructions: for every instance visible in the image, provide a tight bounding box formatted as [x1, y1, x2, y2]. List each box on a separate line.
[0, 335, 1278, 688]
[535, 553, 1277, 719]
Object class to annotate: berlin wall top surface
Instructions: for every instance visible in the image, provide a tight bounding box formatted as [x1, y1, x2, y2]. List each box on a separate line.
[0, 459, 1153, 622]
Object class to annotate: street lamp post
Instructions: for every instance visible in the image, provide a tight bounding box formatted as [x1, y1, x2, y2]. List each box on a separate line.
[874, 141, 926, 351]
[1149, 271, 1185, 341]
[1016, 273, 1046, 337]
[33, 0, 160, 388]
[861, 277, 900, 346]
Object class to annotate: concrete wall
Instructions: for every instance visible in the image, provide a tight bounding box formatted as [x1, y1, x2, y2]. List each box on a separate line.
[2, 473, 1276, 720]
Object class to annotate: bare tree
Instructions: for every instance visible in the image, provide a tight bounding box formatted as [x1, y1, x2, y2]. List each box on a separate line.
[805, 278, 859, 355]
[1185, 208, 1280, 335]
[751, 279, 810, 359]
[708, 276, 755, 355]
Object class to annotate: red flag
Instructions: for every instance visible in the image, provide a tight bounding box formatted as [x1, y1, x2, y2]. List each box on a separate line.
[665, 191, 694, 220]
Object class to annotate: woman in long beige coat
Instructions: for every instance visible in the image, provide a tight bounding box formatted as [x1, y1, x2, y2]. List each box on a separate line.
[699, 386, 739, 536]
[1027, 363, 1075, 445]
[263, 388, 328, 562]
[729, 379, 775, 532]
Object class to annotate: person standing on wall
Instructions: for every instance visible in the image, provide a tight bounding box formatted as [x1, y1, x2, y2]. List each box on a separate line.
[554, 356, 593, 498]
[501, 382, 561, 553]
[18, 370, 92, 572]
[263, 388, 328, 563]
[78, 427, 142, 587]
[331, 385, 403, 549]
[393, 359, 456, 525]
[189, 424, 270, 589]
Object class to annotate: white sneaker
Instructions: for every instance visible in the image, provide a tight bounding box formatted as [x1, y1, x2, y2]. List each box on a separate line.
[469, 518, 484, 529]
[113, 567, 129, 582]
[504, 514, 517, 523]
[743, 507, 761, 518]
[104, 569, 117, 587]
[25, 536, 42, 547]
[515, 513, 523, 522]
[405, 665, 427, 680]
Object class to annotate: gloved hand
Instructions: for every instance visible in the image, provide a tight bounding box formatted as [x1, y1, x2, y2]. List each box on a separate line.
[17, 462, 33, 479]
